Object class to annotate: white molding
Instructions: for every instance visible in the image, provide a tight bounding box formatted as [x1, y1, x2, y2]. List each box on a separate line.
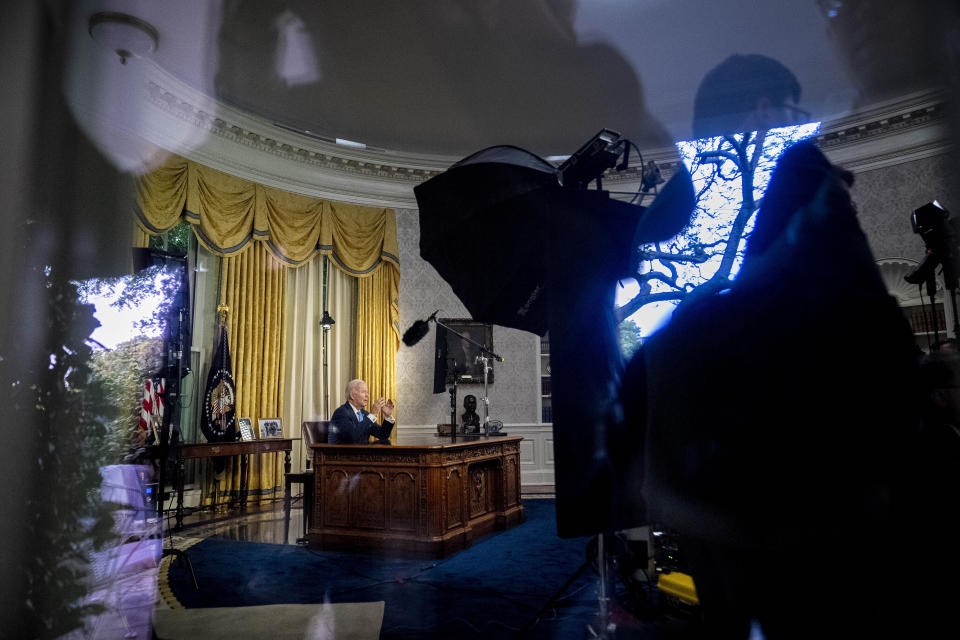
[82, 56, 950, 208]
[816, 90, 952, 172]
[137, 65, 441, 208]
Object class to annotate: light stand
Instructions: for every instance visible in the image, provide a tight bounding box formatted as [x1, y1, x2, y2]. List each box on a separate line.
[155, 258, 198, 590]
[520, 531, 616, 638]
[948, 287, 960, 345]
[448, 377, 459, 443]
[924, 273, 942, 348]
[317, 255, 335, 463]
[476, 352, 495, 436]
[320, 310, 335, 420]
[478, 353, 491, 436]
[906, 201, 960, 349]
[591, 533, 616, 639]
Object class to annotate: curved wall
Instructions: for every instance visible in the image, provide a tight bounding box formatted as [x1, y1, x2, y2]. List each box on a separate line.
[75, 57, 954, 430]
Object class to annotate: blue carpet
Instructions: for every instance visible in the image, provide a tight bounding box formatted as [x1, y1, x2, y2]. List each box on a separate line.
[165, 499, 608, 638]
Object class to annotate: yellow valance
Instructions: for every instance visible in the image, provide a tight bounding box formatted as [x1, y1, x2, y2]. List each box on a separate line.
[135, 155, 399, 275]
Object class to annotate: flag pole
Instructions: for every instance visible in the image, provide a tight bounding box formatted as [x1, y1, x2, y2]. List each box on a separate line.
[215, 304, 230, 435]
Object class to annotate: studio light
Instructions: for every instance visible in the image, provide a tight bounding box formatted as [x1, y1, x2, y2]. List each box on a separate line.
[557, 129, 627, 190]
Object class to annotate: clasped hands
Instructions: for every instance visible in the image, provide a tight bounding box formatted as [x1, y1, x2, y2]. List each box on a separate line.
[371, 397, 395, 419]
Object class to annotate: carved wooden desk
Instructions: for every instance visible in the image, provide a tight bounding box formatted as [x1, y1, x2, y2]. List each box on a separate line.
[309, 435, 525, 556]
[174, 438, 293, 529]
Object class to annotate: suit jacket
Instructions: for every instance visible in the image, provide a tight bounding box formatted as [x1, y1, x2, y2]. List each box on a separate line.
[327, 402, 395, 444]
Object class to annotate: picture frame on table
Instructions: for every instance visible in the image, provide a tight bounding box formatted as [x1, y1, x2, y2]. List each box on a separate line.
[238, 417, 255, 441]
[258, 418, 282, 439]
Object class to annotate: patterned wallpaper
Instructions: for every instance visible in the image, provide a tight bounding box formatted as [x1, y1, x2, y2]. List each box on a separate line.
[396, 208, 540, 426]
[848, 154, 957, 262]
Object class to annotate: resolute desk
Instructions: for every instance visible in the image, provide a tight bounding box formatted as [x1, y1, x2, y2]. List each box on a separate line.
[308, 434, 525, 556]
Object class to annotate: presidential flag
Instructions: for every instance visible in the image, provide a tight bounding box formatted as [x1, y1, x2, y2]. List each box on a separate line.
[201, 323, 237, 442]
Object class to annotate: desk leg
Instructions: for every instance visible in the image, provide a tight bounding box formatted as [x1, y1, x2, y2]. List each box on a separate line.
[283, 451, 292, 512]
[240, 454, 248, 512]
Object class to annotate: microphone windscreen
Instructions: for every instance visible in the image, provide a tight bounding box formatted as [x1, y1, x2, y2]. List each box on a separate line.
[402, 319, 431, 347]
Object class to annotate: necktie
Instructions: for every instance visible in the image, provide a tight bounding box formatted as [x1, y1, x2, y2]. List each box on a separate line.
[357, 410, 363, 422]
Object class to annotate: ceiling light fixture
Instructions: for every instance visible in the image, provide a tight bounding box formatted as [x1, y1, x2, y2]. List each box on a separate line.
[335, 138, 367, 149]
[88, 12, 159, 65]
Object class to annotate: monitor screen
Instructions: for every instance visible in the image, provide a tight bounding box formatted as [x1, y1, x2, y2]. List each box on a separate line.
[433, 319, 494, 393]
[75, 249, 189, 454]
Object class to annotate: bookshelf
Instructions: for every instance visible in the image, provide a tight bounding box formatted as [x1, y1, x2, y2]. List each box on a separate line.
[540, 334, 552, 423]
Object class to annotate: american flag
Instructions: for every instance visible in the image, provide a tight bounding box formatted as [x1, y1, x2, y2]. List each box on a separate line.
[139, 378, 165, 439]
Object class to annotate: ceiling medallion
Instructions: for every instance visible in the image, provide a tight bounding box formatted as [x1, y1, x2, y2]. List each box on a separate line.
[88, 11, 159, 65]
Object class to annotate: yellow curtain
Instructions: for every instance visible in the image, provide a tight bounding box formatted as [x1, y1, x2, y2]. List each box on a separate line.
[135, 154, 400, 492]
[217, 243, 287, 502]
[355, 263, 401, 442]
[133, 226, 150, 249]
[135, 156, 189, 235]
[282, 258, 355, 471]
[322, 202, 399, 275]
[135, 155, 398, 273]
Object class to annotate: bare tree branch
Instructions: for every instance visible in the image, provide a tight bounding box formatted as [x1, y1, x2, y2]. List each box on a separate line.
[711, 131, 768, 280]
[697, 149, 740, 166]
[617, 125, 807, 328]
[695, 238, 727, 250]
[638, 248, 709, 263]
[615, 289, 688, 323]
[638, 268, 683, 290]
[749, 130, 767, 172]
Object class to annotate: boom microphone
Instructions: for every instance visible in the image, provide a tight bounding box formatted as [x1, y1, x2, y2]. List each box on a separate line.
[402, 310, 439, 347]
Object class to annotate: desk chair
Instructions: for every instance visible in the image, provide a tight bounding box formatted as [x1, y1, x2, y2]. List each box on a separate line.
[284, 420, 328, 541]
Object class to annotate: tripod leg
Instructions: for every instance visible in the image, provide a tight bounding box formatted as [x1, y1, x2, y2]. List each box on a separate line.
[588, 533, 616, 639]
[163, 548, 199, 591]
[519, 558, 592, 634]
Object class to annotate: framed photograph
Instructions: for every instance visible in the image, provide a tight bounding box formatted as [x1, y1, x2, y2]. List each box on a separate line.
[238, 417, 255, 441]
[258, 418, 282, 439]
[437, 319, 495, 384]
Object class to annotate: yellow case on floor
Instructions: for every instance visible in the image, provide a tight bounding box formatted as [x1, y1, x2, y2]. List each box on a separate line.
[657, 571, 699, 605]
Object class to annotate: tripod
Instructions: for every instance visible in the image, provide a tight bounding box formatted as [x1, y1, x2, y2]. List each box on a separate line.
[447, 372, 460, 443]
[476, 352, 493, 436]
[917, 269, 960, 350]
[519, 532, 618, 638]
[155, 282, 198, 590]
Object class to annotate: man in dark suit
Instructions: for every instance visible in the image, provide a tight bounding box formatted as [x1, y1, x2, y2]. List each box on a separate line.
[327, 379, 396, 444]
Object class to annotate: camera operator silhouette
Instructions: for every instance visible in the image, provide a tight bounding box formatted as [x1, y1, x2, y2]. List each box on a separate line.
[623, 52, 949, 639]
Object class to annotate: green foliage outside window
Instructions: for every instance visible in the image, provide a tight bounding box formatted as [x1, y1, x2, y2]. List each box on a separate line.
[619, 319, 642, 360]
[89, 336, 164, 462]
[8, 268, 115, 639]
[148, 220, 191, 256]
